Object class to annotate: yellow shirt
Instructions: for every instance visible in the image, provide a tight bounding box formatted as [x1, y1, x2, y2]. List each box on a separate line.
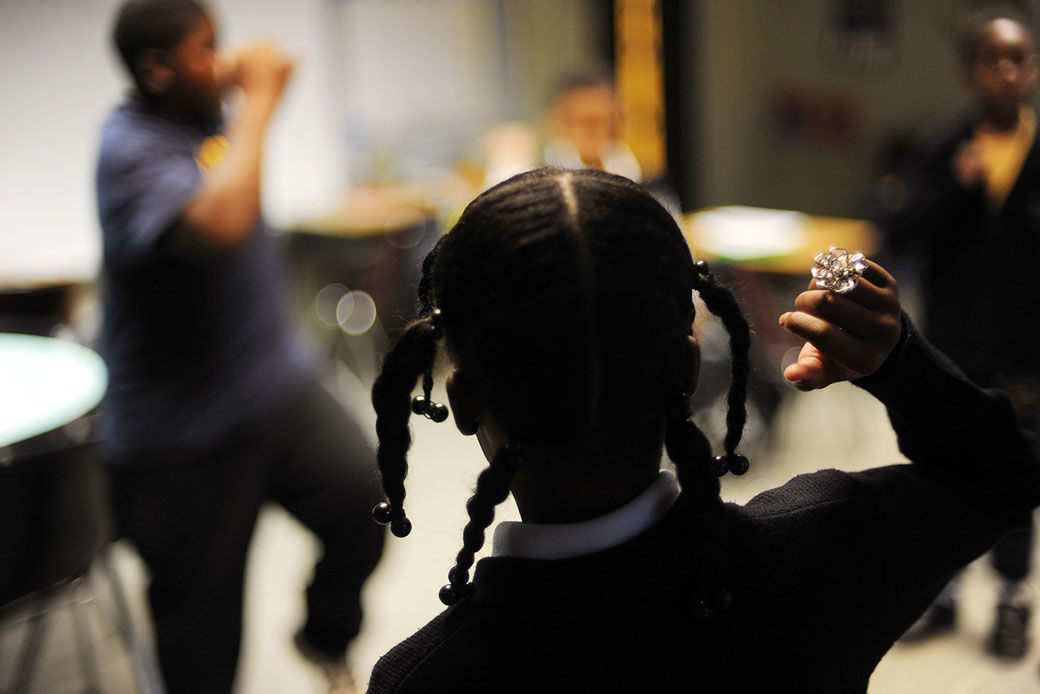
[973, 105, 1037, 209]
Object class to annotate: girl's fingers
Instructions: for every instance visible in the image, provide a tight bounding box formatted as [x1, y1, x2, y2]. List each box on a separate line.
[783, 342, 840, 391]
[779, 311, 864, 370]
[793, 289, 891, 340]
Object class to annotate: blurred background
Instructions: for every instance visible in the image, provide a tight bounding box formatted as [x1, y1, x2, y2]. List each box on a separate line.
[2, 0, 1039, 692]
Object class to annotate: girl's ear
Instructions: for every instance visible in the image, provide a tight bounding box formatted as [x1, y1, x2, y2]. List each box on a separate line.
[682, 335, 701, 396]
[446, 371, 480, 436]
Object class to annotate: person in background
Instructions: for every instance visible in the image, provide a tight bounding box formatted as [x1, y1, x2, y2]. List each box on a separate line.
[877, 7, 1040, 660]
[95, 2, 385, 692]
[542, 69, 643, 182]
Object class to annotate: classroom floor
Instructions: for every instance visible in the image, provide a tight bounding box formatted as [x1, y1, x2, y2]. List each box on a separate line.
[22, 359, 1040, 693]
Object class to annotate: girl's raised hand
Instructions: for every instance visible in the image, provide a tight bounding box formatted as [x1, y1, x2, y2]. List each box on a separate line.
[778, 259, 902, 391]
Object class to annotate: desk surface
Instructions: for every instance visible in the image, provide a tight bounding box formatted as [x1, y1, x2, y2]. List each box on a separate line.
[682, 206, 879, 275]
[0, 334, 107, 448]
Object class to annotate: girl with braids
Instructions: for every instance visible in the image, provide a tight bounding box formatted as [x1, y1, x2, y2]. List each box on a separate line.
[366, 167, 1039, 693]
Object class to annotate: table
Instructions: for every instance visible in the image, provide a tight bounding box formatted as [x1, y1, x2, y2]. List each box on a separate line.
[0, 333, 107, 452]
[679, 206, 881, 458]
[0, 336, 134, 691]
[682, 205, 880, 275]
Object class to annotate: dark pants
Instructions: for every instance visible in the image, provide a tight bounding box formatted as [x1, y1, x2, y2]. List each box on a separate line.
[991, 391, 1040, 584]
[991, 525, 1033, 582]
[109, 377, 386, 694]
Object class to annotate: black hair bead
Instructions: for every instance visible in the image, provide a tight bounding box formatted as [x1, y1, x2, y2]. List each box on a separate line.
[439, 583, 460, 606]
[372, 501, 394, 525]
[727, 454, 750, 476]
[714, 453, 749, 476]
[390, 516, 412, 538]
[428, 401, 449, 422]
[429, 308, 444, 337]
[411, 395, 428, 416]
[694, 259, 711, 276]
[713, 455, 729, 477]
[439, 581, 474, 606]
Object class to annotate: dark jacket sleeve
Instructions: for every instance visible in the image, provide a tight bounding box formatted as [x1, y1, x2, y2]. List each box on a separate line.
[766, 315, 1040, 656]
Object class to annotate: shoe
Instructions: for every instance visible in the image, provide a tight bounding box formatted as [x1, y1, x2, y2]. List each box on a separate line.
[900, 601, 956, 643]
[985, 603, 1030, 661]
[294, 629, 358, 694]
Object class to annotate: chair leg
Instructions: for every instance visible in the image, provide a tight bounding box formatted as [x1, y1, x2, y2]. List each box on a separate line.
[67, 577, 102, 694]
[94, 547, 164, 694]
[6, 591, 52, 694]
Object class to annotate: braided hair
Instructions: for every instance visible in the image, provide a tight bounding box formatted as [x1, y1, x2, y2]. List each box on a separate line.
[371, 168, 751, 608]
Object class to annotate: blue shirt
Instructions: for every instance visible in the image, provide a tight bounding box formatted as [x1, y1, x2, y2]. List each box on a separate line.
[95, 98, 312, 464]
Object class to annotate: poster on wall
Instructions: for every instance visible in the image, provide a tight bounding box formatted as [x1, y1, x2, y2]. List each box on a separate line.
[769, 83, 864, 155]
[821, 0, 899, 74]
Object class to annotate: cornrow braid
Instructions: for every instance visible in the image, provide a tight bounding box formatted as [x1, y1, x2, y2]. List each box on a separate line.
[439, 443, 525, 606]
[370, 311, 446, 538]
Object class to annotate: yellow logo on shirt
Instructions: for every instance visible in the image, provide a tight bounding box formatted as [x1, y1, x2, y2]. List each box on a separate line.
[195, 135, 229, 171]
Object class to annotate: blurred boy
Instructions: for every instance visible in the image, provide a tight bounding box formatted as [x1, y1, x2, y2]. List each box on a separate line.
[96, 2, 384, 691]
[879, 9, 1040, 660]
[543, 70, 642, 182]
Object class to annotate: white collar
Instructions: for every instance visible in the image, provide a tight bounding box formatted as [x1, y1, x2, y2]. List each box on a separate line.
[491, 470, 680, 560]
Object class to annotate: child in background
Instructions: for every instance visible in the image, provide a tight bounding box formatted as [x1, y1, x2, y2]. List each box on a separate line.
[365, 167, 1039, 693]
[878, 8, 1040, 658]
[542, 70, 642, 182]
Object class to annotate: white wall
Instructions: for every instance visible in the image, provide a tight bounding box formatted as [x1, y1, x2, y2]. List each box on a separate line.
[0, 0, 123, 284]
[0, 0, 345, 285]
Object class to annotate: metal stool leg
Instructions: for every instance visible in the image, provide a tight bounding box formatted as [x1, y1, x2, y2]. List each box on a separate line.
[4, 589, 52, 694]
[67, 577, 102, 694]
[94, 548, 163, 694]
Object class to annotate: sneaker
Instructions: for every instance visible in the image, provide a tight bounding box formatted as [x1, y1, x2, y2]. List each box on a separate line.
[294, 629, 358, 694]
[900, 601, 957, 643]
[985, 603, 1030, 661]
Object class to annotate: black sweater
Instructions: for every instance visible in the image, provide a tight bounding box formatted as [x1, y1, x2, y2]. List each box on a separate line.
[368, 319, 1040, 693]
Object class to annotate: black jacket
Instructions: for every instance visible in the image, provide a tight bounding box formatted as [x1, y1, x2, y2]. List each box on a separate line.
[878, 107, 1040, 388]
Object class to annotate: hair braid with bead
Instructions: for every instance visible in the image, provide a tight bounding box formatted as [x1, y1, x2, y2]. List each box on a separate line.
[439, 443, 525, 605]
[370, 312, 444, 538]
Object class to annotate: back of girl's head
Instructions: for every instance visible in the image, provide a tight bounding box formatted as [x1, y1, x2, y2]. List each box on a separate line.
[113, 0, 207, 80]
[372, 167, 750, 607]
[430, 168, 692, 454]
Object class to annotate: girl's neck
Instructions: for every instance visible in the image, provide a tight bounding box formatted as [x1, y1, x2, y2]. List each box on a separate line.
[510, 446, 662, 524]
